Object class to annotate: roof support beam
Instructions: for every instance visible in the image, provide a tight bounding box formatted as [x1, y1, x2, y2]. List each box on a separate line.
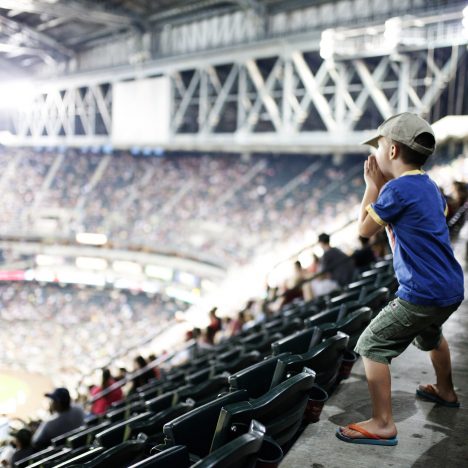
[0, 0, 134, 27]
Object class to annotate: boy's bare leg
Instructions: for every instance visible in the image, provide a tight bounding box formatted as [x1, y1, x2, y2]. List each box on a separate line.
[340, 357, 397, 438]
[419, 336, 458, 403]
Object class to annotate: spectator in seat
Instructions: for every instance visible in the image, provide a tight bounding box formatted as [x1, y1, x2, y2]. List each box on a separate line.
[352, 236, 376, 272]
[32, 388, 85, 449]
[318, 232, 356, 287]
[129, 356, 154, 394]
[10, 428, 35, 465]
[90, 368, 123, 415]
[208, 307, 221, 333]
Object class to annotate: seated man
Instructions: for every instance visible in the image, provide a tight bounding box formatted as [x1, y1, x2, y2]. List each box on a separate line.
[10, 428, 36, 465]
[32, 387, 85, 449]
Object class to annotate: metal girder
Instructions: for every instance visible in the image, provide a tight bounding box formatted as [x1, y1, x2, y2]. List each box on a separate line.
[0, 0, 135, 26]
[0, 13, 74, 58]
[8, 36, 467, 152]
[15, 82, 112, 140]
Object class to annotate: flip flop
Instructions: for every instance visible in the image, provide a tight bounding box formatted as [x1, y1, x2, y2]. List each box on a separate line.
[335, 424, 398, 446]
[416, 385, 460, 408]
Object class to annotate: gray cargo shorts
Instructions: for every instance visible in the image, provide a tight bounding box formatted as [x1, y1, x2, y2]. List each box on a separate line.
[354, 297, 460, 365]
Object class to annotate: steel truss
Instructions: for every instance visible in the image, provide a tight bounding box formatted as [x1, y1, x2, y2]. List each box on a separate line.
[10, 13, 468, 153]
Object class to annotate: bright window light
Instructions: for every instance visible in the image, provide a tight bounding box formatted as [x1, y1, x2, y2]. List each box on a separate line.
[75, 257, 108, 271]
[76, 232, 108, 246]
[0, 80, 35, 110]
[145, 264, 173, 281]
[320, 29, 335, 60]
[113, 260, 142, 275]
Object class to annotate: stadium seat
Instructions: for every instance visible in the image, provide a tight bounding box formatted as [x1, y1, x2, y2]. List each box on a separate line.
[145, 391, 177, 413]
[66, 420, 112, 449]
[26, 447, 71, 468]
[192, 419, 265, 468]
[53, 447, 105, 468]
[94, 411, 153, 448]
[228, 354, 290, 399]
[271, 327, 322, 356]
[272, 332, 349, 393]
[127, 445, 191, 468]
[161, 389, 249, 460]
[178, 375, 230, 406]
[211, 368, 315, 449]
[67, 440, 147, 468]
[106, 400, 146, 423]
[127, 403, 195, 442]
[316, 307, 373, 349]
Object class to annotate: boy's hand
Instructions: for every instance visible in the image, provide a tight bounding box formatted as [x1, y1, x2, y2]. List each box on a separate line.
[364, 155, 387, 191]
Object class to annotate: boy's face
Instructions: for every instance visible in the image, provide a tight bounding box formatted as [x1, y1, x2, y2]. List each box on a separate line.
[375, 136, 393, 179]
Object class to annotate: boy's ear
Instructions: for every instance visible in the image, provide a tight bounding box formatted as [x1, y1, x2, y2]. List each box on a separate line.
[389, 142, 398, 160]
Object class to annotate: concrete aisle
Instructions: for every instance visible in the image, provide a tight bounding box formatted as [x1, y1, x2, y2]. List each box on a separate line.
[282, 250, 468, 468]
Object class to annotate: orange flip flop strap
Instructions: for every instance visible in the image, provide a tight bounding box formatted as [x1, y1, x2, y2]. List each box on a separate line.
[347, 424, 380, 440]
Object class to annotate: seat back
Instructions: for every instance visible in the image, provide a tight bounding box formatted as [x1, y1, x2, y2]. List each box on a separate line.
[94, 411, 153, 448]
[27, 448, 71, 468]
[359, 287, 390, 315]
[271, 327, 321, 356]
[192, 420, 265, 468]
[73, 440, 146, 468]
[53, 447, 105, 468]
[128, 403, 194, 441]
[145, 392, 176, 413]
[272, 332, 349, 392]
[127, 445, 191, 468]
[228, 356, 282, 399]
[162, 389, 248, 459]
[212, 369, 315, 450]
[67, 421, 112, 449]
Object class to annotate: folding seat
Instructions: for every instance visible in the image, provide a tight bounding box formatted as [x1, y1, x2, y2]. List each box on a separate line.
[316, 307, 373, 349]
[178, 376, 230, 406]
[271, 327, 322, 356]
[66, 420, 112, 449]
[161, 389, 249, 461]
[127, 402, 194, 442]
[129, 420, 265, 468]
[346, 276, 376, 291]
[14, 447, 63, 468]
[94, 411, 153, 448]
[145, 391, 176, 413]
[53, 447, 105, 468]
[192, 419, 265, 468]
[211, 368, 315, 449]
[214, 350, 262, 374]
[40, 445, 97, 468]
[51, 425, 87, 447]
[105, 400, 146, 423]
[358, 286, 390, 316]
[272, 332, 349, 393]
[327, 289, 362, 308]
[228, 354, 291, 399]
[26, 447, 71, 468]
[67, 440, 147, 468]
[127, 445, 191, 468]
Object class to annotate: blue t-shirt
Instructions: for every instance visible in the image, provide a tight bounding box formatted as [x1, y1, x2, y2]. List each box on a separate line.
[367, 170, 464, 307]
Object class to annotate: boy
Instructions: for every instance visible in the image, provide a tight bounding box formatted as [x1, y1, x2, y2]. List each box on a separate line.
[336, 112, 464, 446]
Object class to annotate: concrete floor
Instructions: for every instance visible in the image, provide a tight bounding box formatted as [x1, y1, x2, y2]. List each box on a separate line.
[282, 248, 468, 468]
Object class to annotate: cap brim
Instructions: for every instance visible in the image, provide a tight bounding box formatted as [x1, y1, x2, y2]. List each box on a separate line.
[360, 134, 380, 148]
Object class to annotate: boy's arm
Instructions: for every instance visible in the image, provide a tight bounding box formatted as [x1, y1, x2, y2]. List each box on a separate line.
[358, 155, 387, 238]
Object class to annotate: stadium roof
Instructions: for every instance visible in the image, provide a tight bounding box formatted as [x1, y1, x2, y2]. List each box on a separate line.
[0, 0, 336, 74]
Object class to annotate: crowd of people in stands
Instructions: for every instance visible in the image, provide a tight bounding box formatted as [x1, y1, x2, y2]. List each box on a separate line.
[0, 148, 368, 266]
[0, 283, 183, 391]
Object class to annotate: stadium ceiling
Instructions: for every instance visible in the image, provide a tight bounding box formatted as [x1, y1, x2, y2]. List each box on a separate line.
[0, 0, 336, 73]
